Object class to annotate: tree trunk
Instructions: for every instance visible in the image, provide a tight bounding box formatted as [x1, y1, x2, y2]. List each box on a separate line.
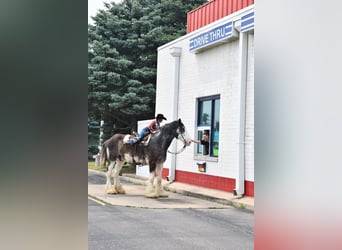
[131, 115, 137, 133]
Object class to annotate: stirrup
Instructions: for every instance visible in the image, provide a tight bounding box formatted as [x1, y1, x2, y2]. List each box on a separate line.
[143, 134, 151, 146]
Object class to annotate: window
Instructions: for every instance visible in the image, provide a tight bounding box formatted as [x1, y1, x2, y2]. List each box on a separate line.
[196, 95, 220, 157]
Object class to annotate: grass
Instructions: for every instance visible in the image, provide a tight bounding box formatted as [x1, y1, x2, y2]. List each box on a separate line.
[239, 203, 246, 209]
[88, 160, 107, 172]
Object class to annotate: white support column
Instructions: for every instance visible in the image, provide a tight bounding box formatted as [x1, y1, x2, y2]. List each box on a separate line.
[234, 31, 248, 196]
[167, 47, 182, 182]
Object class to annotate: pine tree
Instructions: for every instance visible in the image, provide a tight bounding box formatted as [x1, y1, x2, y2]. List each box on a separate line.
[88, 0, 207, 143]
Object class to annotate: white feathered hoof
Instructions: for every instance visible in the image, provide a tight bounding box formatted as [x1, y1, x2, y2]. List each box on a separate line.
[145, 192, 159, 198]
[154, 182, 168, 197]
[158, 190, 169, 197]
[115, 185, 126, 194]
[105, 186, 118, 194]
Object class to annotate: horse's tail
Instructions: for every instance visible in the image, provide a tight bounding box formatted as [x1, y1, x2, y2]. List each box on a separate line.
[99, 143, 107, 167]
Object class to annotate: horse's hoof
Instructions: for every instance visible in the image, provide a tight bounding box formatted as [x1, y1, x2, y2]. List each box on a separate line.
[116, 187, 126, 194]
[159, 192, 169, 197]
[145, 193, 158, 198]
[106, 187, 118, 194]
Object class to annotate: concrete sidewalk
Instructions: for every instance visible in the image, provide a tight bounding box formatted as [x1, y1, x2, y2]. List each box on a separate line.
[122, 173, 254, 212]
[88, 169, 254, 212]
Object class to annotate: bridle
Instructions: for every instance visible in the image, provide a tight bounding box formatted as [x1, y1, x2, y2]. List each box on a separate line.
[167, 128, 187, 154]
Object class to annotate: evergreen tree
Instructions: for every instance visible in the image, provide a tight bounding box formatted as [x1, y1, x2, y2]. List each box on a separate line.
[88, 0, 207, 143]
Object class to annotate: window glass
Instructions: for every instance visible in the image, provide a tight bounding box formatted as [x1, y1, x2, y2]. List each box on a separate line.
[198, 100, 211, 126]
[196, 130, 203, 154]
[212, 99, 220, 157]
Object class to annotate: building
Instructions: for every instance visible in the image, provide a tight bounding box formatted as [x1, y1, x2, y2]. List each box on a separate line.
[138, 0, 254, 197]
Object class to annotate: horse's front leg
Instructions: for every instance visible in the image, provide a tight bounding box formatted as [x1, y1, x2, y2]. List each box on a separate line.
[155, 163, 168, 197]
[145, 163, 156, 198]
[113, 160, 125, 194]
[105, 161, 116, 194]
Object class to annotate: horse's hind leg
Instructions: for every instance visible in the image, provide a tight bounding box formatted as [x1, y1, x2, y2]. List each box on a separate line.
[105, 161, 117, 194]
[155, 163, 168, 197]
[113, 160, 125, 194]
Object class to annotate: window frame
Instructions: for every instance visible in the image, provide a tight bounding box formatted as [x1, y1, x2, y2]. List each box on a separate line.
[195, 95, 220, 159]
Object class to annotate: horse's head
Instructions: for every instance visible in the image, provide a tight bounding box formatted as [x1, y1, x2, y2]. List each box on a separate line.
[175, 119, 192, 146]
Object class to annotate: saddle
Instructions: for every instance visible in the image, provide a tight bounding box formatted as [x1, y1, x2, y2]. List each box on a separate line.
[123, 133, 151, 146]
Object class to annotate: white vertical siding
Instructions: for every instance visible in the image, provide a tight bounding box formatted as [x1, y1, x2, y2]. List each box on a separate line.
[245, 33, 254, 182]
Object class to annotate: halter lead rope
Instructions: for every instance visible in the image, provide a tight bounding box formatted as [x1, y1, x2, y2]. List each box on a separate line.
[167, 133, 187, 154]
[167, 144, 186, 154]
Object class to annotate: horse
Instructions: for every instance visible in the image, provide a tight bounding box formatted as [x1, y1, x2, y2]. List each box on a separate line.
[99, 118, 192, 198]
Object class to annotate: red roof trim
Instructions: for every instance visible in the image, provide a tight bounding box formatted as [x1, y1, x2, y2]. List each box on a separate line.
[187, 0, 254, 33]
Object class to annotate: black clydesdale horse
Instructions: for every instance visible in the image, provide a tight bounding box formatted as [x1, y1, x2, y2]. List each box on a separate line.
[100, 119, 192, 198]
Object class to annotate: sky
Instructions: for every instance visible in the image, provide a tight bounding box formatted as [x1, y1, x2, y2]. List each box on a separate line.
[88, 0, 122, 24]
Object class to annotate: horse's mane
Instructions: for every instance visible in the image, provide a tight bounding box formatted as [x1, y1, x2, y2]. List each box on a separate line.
[160, 119, 179, 130]
[158, 119, 183, 134]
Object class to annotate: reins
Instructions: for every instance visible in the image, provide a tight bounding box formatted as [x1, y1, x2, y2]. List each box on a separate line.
[167, 133, 187, 154]
[167, 144, 186, 154]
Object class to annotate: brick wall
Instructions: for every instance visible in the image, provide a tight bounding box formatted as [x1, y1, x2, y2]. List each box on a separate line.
[156, 10, 254, 196]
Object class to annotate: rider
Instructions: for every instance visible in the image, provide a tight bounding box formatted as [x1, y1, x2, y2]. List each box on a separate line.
[128, 113, 167, 144]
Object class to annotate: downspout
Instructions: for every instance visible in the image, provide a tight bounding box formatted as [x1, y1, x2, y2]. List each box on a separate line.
[167, 47, 182, 183]
[233, 31, 248, 196]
